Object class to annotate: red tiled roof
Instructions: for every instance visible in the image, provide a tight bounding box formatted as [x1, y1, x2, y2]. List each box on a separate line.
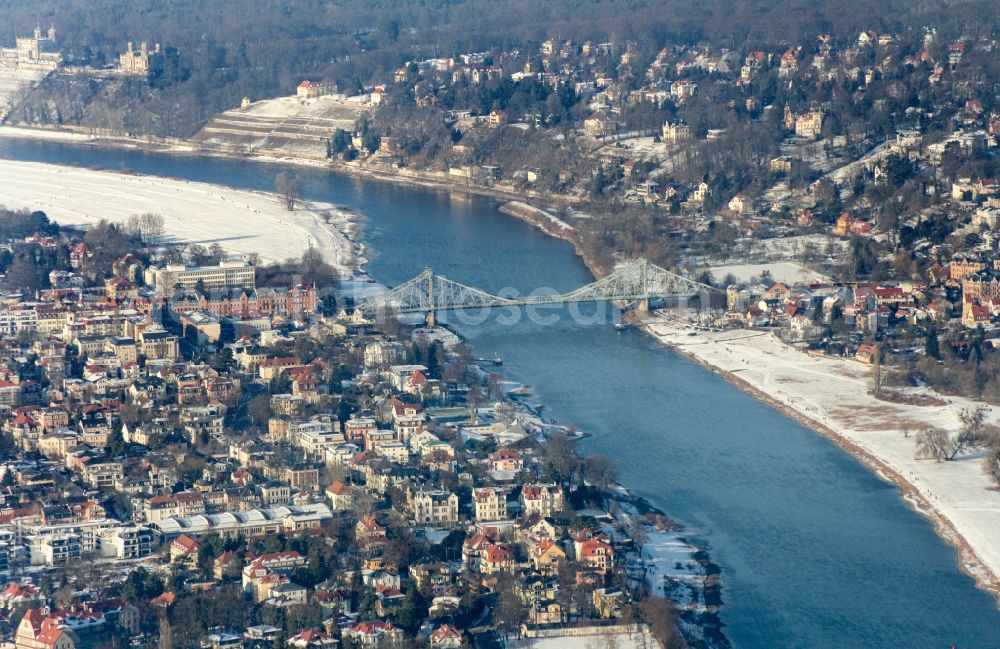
[150, 592, 176, 607]
[483, 544, 511, 562]
[430, 625, 462, 642]
[348, 622, 397, 636]
[326, 481, 354, 495]
[172, 534, 199, 553]
[580, 540, 614, 558]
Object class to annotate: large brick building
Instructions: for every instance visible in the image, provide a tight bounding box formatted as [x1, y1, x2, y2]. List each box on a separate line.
[169, 284, 318, 320]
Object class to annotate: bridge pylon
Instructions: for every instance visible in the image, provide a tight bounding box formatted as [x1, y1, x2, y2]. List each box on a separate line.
[425, 266, 435, 326]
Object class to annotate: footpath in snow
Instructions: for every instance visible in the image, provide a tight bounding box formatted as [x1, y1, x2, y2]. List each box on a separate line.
[0, 159, 358, 273]
[645, 316, 1000, 602]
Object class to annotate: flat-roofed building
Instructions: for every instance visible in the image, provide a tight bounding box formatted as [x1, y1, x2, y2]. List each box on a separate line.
[145, 259, 256, 293]
[150, 503, 333, 540]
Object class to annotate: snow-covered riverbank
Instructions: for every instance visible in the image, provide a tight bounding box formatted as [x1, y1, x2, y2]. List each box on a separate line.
[6, 122, 997, 618]
[0, 158, 359, 272]
[644, 316, 1000, 605]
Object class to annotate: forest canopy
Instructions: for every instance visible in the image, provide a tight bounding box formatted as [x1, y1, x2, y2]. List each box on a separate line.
[3, 0, 998, 136]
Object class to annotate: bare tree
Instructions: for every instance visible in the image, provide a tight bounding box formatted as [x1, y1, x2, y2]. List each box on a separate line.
[246, 394, 271, 427]
[467, 383, 483, 425]
[583, 453, 619, 491]
[923, 407, 996, 462]
[544, 432, 580, 482]
[141, 212, 165, 247]
[983, 445, 1000, 487]
[487, 372, 503, 401]
[915, 427, 951, 461]
[276, 171, 303, 210]
[351, 490, 377, 517]
[124, 213, 166, 247]
[54, 582, 75, 608]
[626, 515, 649, 553]
[158, 614, 174, 649]
[639, 596, 686, 649]
[495, 401, 520, 425]
[872, 344, 883, 397]
[950, 407, 992, 460]
[123, 214, 142, 240]
[494, 575, 527, 640]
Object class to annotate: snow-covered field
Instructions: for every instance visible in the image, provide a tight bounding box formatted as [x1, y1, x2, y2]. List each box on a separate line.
[740, 233, 845, 259]
[824, 141, 889, 186]
[705, 261, 829, 285]
[0, 159, 358, 272]
[645, 317, 1000, 600]
[636, 528, 709, 600]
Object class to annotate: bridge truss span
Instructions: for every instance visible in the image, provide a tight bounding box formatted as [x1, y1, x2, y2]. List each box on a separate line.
[358, 258, 718, 322]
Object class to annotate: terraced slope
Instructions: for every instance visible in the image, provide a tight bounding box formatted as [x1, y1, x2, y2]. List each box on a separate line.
[191, 95, 368, 159]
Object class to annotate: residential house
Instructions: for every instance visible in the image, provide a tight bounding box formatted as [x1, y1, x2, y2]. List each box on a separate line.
[409, 563, 454, 595]
[530, 540, 567, 576]
[15, 609, 78, 649]
[144, 491, 206, 523]
[265, 582, 308, 608]
[578, 539, 614, 574]
[963, 302, 991, 328]
[520, 484, 565, 518]
[169, 534, 200, 567]
[429, 625, 463, 648]
[473, 488, 507, 522]
[242, 551, 307, 602]
[410, 489, 459, 526]
[355, 515, 388, 555]
[286, 630, 338, 649]
[342, 622, 403, 647]
[325, 481, 355, 511]
[479, 543, 515, 575]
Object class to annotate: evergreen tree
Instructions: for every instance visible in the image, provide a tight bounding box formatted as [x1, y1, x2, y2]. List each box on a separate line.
[925, 328, 940, 360]
[393, 585, 426, 633]
[107, 427, 127, 457]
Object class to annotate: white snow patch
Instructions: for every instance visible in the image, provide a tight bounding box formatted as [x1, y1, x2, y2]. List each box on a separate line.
[644, 316, 1000, 598]
[501, 201, 574, 232]
[0, 159, 358, 272]
[706, 261, 829, 285]
[0, 125, 94, 143]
